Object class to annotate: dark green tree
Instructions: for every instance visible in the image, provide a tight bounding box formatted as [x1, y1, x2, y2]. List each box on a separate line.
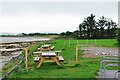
[105, 19, 117, 38]
[79, 21, 87, 38]
[79, 14, 96, 39]
[21, 33, 28, 36]
[97, 16, 107, 38]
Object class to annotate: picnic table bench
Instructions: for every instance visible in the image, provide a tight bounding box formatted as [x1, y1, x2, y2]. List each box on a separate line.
[34, 57, 40, 62]
[57, 56, 64, 61]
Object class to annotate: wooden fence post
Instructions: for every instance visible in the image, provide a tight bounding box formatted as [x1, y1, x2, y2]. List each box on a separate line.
[25, 47, 28, 71]
[76, 44, 78, 64]
[76, 40, 78, 64]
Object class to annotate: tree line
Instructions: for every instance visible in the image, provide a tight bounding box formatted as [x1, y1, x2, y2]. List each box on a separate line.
[0, 33, 59, 37]
[61, 14, 118, 39]
[21, 33, 59, 36]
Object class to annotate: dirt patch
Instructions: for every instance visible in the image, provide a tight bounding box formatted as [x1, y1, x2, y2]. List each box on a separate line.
[80, 47, 118, 58]
[82, 53, 100, 58]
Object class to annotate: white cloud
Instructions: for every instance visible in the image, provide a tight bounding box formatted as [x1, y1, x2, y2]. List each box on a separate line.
[1, 13, 83, 33]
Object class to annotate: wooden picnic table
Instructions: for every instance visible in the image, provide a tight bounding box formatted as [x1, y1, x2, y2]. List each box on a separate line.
[38, 44, 54, 51]
[37, 52, 62, 68]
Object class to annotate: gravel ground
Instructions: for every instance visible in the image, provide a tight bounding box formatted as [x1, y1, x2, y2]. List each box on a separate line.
[80, 47, 118, 58]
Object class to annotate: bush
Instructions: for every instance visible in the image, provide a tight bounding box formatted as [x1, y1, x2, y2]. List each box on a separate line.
[117, 28, 120, 46]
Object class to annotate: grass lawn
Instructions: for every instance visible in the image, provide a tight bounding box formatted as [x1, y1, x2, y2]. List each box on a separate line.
[7, 39, 117, 79]
[77, 39, 117, 47]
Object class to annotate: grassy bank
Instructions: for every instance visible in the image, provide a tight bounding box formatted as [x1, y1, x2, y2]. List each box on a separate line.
[1, 41, 48, 78]
[7, 39, 117, 78]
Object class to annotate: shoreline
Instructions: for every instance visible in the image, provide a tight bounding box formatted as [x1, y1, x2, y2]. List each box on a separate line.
[0, 37, 51, 44]
[0, 37, 52, 70]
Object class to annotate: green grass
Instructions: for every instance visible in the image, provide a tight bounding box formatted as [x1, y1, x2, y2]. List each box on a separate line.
[56, 39, 117, 47]
[7, 39, 117, 78]
[93, 39, 117, 47]
[77, 39, 117, 47]
[2, 59, 20, 72]
[0, 72, 2, 78]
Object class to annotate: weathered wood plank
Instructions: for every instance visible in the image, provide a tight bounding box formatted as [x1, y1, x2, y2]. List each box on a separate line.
[33, 51, 42, 54]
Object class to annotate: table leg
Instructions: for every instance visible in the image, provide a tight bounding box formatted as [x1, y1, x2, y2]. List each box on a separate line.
[37, 57, 45, 68]
[48, 48, 51, 51]
[55, 52, 59, 56]
[40, 48, 43, 52]
[53, 57, 61, 66]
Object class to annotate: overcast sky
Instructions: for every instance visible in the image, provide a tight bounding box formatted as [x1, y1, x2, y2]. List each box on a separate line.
[0, 1, 119, 33]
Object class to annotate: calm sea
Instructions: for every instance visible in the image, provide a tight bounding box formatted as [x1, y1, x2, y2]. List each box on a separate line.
[0, 37, 50, 43]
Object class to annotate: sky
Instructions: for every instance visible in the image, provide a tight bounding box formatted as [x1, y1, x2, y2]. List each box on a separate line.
[0, 0, 119, 33]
